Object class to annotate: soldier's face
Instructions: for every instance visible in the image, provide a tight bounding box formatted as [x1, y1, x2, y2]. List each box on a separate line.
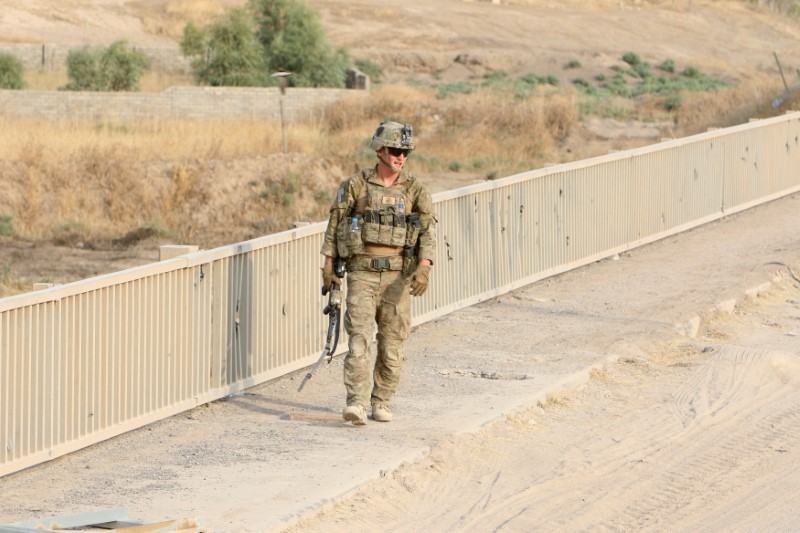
[379, 147, 408, 172]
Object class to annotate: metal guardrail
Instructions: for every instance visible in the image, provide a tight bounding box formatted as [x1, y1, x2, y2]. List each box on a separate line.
[2, 112, 800, 477]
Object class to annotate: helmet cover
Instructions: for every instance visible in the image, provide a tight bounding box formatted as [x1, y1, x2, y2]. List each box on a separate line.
[369, 122, 415, 151]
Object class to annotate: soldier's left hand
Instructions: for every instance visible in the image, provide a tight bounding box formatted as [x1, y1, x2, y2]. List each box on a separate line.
[410, 264, 431, 296]
[321, 262, 341, 295]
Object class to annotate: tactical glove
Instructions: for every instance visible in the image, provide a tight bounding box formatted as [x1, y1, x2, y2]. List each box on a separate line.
[321, 263, 341, 295]
[409, 264, 431, 296]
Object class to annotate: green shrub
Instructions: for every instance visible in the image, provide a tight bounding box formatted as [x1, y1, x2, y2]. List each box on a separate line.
[102, 40, 149, 91]
[484, 70, 509, 82]
[682, 66, 700, 78]
[621, 52, 642, 66]
[468, 157, 491, 171]
[62, 47, 105, 90]
[252, 0, 349, 88]
[314, 190, 333, 203]
[259, 183, 282, 200]
[285, 172, 301, 194]
[181, 8, 268, 87]
[572, 78, 591, 89]
[0, 53, 25, 90]
[606, 76, 631, 97]
[0, 215, 14, 237]
[658, 59, 676, 73]
[410, 153, 442, 171]
[631, 61, 652, 79]
[182, 0, 349, 88]
[519, 72, 559, 86]
[582, 56, 727, 105]
[664, 94, 683, 111]
[565, 59, 581, 69]
[436, 82, 473, 99]
[63, 40, 148, 91]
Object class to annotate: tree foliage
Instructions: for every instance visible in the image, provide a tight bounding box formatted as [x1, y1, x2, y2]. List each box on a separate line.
[251, 0, 349, 88]
[0, 52, 25, 90]
[180, 0, 350, 88]
[180, 8, 268, 87]
[63, 40, 148, 91]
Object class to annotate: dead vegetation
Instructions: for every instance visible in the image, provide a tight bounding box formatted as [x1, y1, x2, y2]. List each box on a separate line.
[0, 78, 787, 255]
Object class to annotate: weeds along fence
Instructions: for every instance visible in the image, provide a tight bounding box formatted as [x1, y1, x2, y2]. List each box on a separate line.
[2, 112, 800, 477]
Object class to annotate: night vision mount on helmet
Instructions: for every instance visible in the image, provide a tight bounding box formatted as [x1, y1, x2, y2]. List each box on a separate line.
[369, 122, 415, 152]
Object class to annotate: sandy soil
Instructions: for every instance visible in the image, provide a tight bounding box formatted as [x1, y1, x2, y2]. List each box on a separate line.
[2, 1, 800, 531]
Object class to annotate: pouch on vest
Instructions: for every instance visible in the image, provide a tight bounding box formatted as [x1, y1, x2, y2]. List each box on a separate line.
[336, 214, 364, 257]
[362, 209, 407, 247]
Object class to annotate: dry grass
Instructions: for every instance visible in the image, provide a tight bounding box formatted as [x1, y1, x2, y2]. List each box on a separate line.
[22, 69, 69, 91]
[0, 81, 781, 250]
[675, 78, 786, 129]
[0, 117, 284, 161]
[23, 67, 192, 92]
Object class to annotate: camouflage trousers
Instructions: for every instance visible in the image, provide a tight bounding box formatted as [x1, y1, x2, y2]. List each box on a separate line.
[343, 269, 411, 408]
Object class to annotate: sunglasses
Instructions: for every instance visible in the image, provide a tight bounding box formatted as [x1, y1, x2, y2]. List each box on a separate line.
[386, 147, 410, 158]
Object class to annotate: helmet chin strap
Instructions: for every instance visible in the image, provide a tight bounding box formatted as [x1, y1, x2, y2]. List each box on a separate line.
[377, 150, 400, 174]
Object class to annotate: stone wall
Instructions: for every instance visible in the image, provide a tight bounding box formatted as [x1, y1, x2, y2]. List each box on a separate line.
[0, 43, 369, 123]
[0, 86, 366, 122]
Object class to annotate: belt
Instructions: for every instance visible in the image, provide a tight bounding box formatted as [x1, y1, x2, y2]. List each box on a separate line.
[347, 255, 404, 272]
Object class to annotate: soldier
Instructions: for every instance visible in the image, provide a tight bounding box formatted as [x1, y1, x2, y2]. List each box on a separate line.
[320, 121, 437, 425]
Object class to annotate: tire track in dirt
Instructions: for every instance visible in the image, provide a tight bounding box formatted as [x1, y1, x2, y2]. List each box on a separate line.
[284, 284, 800, 533]
[589, 345, 800, 531]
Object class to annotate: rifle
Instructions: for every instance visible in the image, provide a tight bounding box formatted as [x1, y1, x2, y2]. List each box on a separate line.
[297, 257, 345, 392]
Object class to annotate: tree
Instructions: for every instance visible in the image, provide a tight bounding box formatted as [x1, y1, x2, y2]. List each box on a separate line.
[251, 0, 349, 88]
[102, 40, 150, 91]
[0, 52, 25, 90]
[63, 40, 148, 91]
[180, 8, 269, 87]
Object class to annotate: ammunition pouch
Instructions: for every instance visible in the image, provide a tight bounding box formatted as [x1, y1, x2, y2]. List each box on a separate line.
[401, 245, 417, 278]
[338, 211, 421, 260]
[362, 208, 408, 247]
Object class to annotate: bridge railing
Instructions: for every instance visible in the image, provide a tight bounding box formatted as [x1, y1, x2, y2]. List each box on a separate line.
[3, 112, 800, 477]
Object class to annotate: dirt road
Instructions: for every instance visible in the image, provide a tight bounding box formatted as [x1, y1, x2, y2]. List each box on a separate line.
[1, 193, 799, 532]
[287, 264, 800, 532]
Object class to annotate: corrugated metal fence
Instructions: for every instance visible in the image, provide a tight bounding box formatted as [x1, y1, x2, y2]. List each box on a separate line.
[2, 112, 800, 477]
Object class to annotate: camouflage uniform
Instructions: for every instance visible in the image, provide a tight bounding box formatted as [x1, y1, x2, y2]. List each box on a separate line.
[321, 162, 436, 415]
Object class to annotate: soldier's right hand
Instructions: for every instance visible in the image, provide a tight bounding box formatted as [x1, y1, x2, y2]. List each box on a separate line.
[321, 262, 341, 295]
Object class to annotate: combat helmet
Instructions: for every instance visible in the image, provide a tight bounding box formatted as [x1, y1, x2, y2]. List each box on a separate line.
[369, 122, 415, 152]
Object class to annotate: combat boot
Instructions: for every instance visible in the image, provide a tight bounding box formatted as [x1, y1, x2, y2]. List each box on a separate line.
[343, 404, 367, 425]
[371, 403, 392, 422]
